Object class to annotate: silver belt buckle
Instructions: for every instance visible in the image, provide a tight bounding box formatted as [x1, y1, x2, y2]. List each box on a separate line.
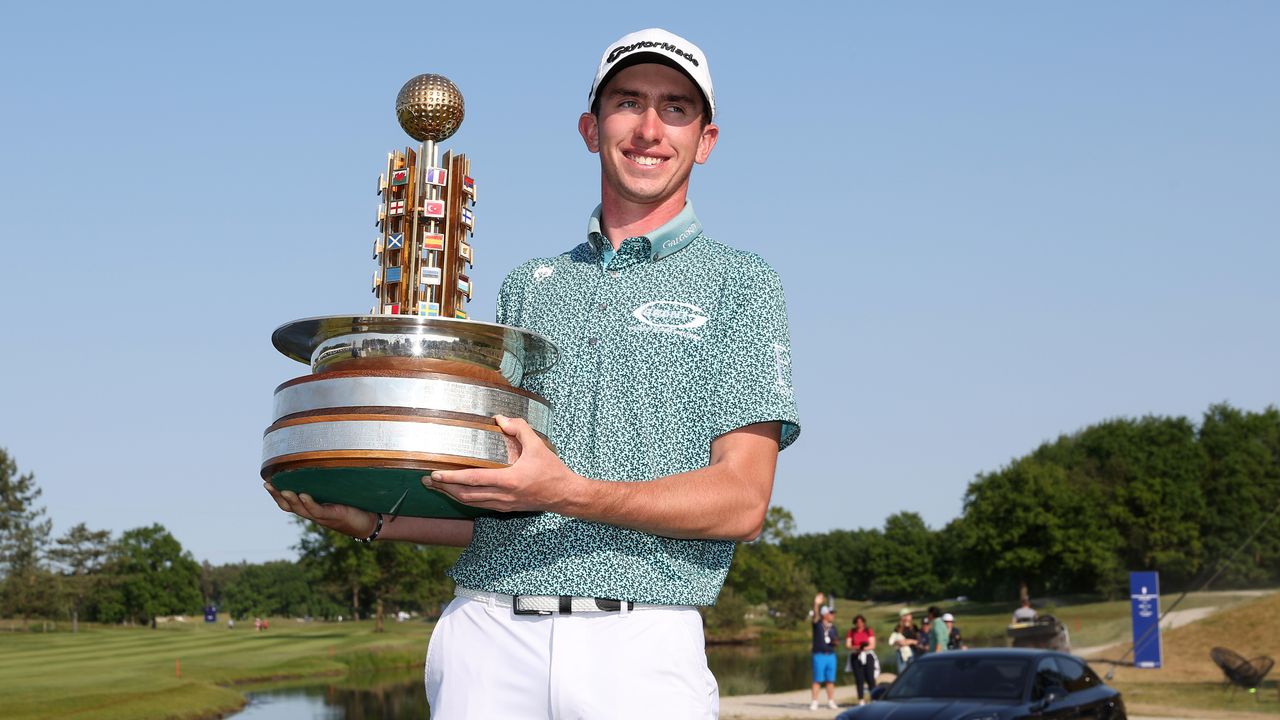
[512, 595, 553, 616]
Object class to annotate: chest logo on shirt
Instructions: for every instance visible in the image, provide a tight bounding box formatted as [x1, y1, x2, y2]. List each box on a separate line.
[532, 266, 555, 282]
[630, 300, 708, 341]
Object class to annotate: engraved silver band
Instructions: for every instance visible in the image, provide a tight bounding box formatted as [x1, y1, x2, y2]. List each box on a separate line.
[262, 419, 510, 467]
[273, 375, 550, 434]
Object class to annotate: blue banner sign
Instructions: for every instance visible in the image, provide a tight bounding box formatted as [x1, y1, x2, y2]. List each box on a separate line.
[1129, 571, 1162, 669]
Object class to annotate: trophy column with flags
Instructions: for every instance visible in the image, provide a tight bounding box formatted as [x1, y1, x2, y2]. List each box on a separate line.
[373, 78, 478, 322]
[261, 74, 559, 519]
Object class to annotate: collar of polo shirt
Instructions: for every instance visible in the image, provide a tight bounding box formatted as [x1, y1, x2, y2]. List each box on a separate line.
[587, 201, 704, 266]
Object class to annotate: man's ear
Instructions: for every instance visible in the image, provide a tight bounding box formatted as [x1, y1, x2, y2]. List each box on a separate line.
[695, 122, 719, 164]
[578, 112, 600, 153]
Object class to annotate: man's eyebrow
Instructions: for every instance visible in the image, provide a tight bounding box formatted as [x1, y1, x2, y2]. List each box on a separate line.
[605, 87, 699, 107]
[661, 92, 697, 106]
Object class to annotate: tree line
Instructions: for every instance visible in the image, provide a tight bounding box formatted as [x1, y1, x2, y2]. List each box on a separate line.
[0, 449, 459, 629]
[3, 402, 1276, 630]
[782, 402, 1280, 603]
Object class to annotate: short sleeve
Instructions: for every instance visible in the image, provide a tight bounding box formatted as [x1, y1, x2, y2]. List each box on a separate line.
[707, 258, 801, 450]
[494, 267, 524, 327]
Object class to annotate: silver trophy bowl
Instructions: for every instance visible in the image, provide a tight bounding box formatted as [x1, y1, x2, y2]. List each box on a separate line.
[272, 314, 558, 385]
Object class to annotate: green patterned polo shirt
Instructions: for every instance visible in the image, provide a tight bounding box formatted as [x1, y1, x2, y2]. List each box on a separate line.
[447, 202, 801, 605]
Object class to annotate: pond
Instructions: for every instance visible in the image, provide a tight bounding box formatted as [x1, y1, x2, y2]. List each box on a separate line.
[232, 643, 825, 719]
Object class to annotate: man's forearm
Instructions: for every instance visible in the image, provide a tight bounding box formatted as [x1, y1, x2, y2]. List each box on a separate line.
[425, 420, 782, 542]
[378, 516, 474, 547]
[554, 460, 772, 541]
[550, 423, 779, 541]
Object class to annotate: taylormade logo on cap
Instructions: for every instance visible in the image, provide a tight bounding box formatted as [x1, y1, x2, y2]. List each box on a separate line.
[588, 28, 716, 119]
[606, 40, 700, 67]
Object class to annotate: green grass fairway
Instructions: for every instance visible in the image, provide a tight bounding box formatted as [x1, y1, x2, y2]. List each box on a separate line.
[3, 590, 1275, 719]
[0, 618, 429, 720]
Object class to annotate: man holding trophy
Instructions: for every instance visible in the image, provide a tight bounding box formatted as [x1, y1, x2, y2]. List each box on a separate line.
[266, 28, 800, 718]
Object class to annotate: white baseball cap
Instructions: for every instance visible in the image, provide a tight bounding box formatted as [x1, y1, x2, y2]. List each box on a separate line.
[942, 613, 955, 622]
[587, 28, 716, 119]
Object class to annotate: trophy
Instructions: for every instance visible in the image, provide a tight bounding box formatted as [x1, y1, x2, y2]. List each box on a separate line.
[261, 74, 558, 519]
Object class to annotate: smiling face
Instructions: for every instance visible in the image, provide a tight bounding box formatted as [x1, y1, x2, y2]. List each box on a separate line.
[579, 63, 718, 217]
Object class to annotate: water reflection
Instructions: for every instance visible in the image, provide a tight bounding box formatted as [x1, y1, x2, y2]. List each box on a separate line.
[238, 670, 430, 720]
[237, 683, 430, 720]
[235, 688, 342, 720]
[233, 644, 815, 718]
[707, 643, 813, 696]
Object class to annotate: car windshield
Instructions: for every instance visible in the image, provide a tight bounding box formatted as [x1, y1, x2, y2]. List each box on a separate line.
[886, 656, 1030, 701]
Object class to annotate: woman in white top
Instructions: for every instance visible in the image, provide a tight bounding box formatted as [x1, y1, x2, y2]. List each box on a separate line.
[887, 609, 920, 674]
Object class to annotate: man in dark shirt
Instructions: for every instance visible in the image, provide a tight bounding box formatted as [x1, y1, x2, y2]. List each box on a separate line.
[810, 592, 840, 710]
[943, 612, 967, 650]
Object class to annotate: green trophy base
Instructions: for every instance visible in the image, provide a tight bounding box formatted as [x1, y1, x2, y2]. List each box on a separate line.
[270, 467, 493, 519]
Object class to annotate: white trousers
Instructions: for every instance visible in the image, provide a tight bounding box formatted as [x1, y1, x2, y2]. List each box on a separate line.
[424, 595, 719, 719]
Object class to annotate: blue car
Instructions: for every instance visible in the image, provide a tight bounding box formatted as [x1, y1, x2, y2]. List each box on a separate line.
[836, 648, 1126, 720]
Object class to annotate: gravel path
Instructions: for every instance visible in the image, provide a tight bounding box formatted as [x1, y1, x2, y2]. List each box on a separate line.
[1074, 606, 1218, 658]
[718, 687, 865, 719]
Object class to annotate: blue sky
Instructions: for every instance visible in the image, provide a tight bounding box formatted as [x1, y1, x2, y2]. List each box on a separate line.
[1, 2, 1276, 565]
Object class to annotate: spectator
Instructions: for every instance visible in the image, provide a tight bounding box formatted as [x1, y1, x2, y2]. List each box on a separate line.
[844, 614, 877, 705]
[943, 612, 966, 650]
[1012, 597, 1038, 624]
[919, 615, 932, 656]
[926, 606, 949, 653]
[887, 608, 921, 674]
[810, 593, 840, 711]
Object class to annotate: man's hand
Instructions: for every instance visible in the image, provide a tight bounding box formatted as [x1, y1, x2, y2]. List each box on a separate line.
[424, 415, 578, 513]
[264, 482, 378, 539]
